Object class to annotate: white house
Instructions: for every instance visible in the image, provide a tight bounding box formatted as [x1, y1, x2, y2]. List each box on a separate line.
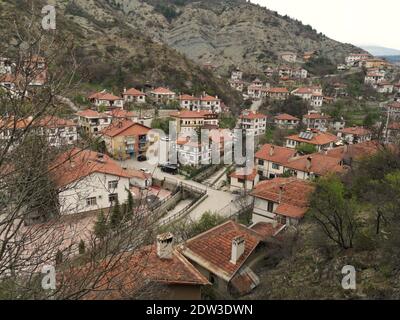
[176, 138, 211, 167]
[76, 109, 113, 136]
[229, 168, 259, 192]
[88, 91, 124, 110]
[280, 52, 297, 63]
[52, 149, 139, 215]
[149, 87, 176, 103]
[251, 178, 315, 226]
[238, 110, 268, 136]
[285, 130, 338, 151]
[345, 53, 370, 66]
[123, 88, 146, 104]
[274, 114, 300, 129]
[338, 126, 372, 144]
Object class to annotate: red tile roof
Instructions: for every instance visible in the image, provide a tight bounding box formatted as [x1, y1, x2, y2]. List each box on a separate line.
[151, 87, 175, 95]
[76, 109, 110, 118]
[201, 95, 220, 102]
[179, 94, 198, 101]
[387, 102, 400, 109]
[292, 87, 313, 94]
[251, 178, 315, 219]
[255, 144, 296, 165]
[35, 116, 76, 128]
[275, 113, 300, 121]
[181, 220, 263, 281]
[123, 88, 144, 96]
[286, 131, 338, 146]
[101, 120, 150, 138]
[229, 168, 258, 181]
[268, 87, 289, 94]
[108, 109, 137, 118]
[78, 245, 209, 300]
[250, 222, 284, 238]
[303, 113, 332, 120]
[325, 141, 380, 161]
[51, 148, 135, 188]
[285, 153, 345, 175]
[88, 91, 122, 101]
[339, 126, 372, 136]
[239, 110, 268, 120]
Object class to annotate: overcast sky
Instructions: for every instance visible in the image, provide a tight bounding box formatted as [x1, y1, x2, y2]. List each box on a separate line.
[252, 0, 400, 50]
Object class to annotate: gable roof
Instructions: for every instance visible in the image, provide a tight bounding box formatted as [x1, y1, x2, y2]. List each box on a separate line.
[151, 87, 175, 95]
[76, 109, 110, 118]
[180, 220, 263, 282]
[339, 126, 372, 136]
[123, 88, 144, 96]
[51, 148, 135, 188]
[275, 113, 300, 121]
[285, 153, 345, 175]
[101, 120, 150, 138]
[239, 110, 268, 120]
[303, 113, 332, 120]
[88, 91, 122, 101]
[251, 178, 315, 219]
[229, 168, 258, 181]
[255, 144, 296, 165]
[268, 87, 289, 94]
[76, 245, 209, 300]
[286, 130, 338, 146]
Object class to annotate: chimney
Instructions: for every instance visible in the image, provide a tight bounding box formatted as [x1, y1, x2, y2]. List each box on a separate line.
[279, 185, 284, 203]
[269, 145, 275, 156]
[156, 233, 174, 260]
[306, 156, 312, 170]
[123, 88, 126, 93]
[230, 236, 245, 265]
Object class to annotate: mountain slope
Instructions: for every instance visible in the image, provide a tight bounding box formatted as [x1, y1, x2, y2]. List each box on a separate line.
[103, 0, 362, 73]
[0, 0, 243, 111]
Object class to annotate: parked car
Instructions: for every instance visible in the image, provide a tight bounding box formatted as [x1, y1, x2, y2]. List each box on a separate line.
[160, 163, 179, 175]
[137, 155, 147, 162]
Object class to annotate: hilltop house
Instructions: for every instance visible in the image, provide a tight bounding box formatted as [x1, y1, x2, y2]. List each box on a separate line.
[238, 110, 268, 136]
[122, 88, 146, 104]
[267, 87, 289, 100]
[149, 87, 176, 103]
[231, 68, 243, 80]
[251, 178, 315, 226]
[338, 126, 372, 144]
[345, 53, 370, 66]
[178, 94, 222, 113]
[229, 79, 244, 92]
[303, 111, 345, 131]
[280, 52, 297, 63]
[88, 91, 124, 110]
[375, 81, 394, 94]
[274, 113, 300, 129]
[76, 109, 112, 136]
[364, 71, 385, 85]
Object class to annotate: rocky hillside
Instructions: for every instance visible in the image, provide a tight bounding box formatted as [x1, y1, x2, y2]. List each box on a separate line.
[100, 0, 362, 73]
[0, 0, 243, 111]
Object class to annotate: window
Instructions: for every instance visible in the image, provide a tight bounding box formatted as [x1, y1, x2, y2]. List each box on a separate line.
[272, 163, 280, 170]
[258, 159, 264, 166]
[86, 197, 97, 206]
[277, 215, 287, 225]
[267, 201, 274, 213]
[109, 193, 118, 203]
[108, 180, 118, 190]
[238, 178, 245, 184]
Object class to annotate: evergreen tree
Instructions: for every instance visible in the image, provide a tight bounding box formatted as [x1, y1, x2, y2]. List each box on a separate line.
[94, 210, 108, 239]
[126, 189, 134, 216]
[110, 198, 122, 229]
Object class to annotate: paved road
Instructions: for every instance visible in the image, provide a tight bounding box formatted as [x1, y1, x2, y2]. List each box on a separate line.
[120, 159, 238, 222]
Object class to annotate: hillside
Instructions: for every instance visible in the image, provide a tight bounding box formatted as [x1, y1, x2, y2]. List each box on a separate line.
[100, 0, 362, 73]
[0, 0, 243, 111]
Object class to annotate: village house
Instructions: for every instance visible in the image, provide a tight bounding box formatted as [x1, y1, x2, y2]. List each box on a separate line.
[292, 67, 308, 79]
[274, 113, 300, 129]
[325, 141, 380, 167]
[264, 67, 275, 77]
[176, 137, 211, 167]
[231, 68, 243, 80]
[107, 109, 138, 123]
[255, 144, 297, 180]
[364, 71, 385, 85]
[238, 110, 268, 136]
[81, 233, 209, 300]
[285, 130, 338, 151]
[52, 148, 137, 217]
[278, 66, 293, 78]
[229, 79, 244, 92]
[88, 91, 124, 110]
[0, 115, 78, 148]
[375, 81, 394, 94]
[0, 57, 12, 74]
[229, 168, 260, 192]
[394, 83, 400, 93]
[364, 58, 389, 69]
[291, 86, 324, 108]
[303, 111, 345, 131]
[170, 110, 219, 136]
[149, 87, 176, 103]
[385, 122, 400, 143]
[251, 178, 315, 226]
[76, 109, 112, 136]
[280, 51, 297, 63]
[267, 87, 289, 100]
[180, 220, 280, 297]
[345, 53, 370, 66]
[386, 102, 400, 119]
[122, 88, 146, 104]
[284, 153, 345, 180]
[338, 126, 372, 144]
[178, 94, 222, 113]
[101, 120, 151, 160]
